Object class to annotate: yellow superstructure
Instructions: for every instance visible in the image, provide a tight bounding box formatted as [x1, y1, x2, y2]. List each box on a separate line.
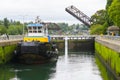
[24, 36, 49, 42]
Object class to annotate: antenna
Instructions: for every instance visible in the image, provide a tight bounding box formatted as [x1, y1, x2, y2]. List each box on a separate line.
[35, 16, 42, 23]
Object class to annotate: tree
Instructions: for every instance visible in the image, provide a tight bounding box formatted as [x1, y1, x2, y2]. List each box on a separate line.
[0, 20, 3, 25]
[57, 23, 69, 33]
[7, 25, 23, 35]
[103, 22, 109, 34]
[90, 24, 104, 35]
[108, 0, 120, 27]
[3, 18, 9, 28]
[106, 0, 113, 9]
[91, 10, 106, 25]
[0, 25, 7, 35]
[106, 0, 114, 26]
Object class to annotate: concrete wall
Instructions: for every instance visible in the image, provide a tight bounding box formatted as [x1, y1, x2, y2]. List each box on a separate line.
[0, 40, 21, 64]
[95, 38, 120, 79]
[95, 38, 120, 53]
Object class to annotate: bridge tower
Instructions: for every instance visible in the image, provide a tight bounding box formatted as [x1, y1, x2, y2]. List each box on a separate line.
[65, 5, 92, 27]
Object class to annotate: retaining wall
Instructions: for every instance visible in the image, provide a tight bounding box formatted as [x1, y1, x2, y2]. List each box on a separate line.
[95, 38, 120, 79]
[0, 40, 22, 64]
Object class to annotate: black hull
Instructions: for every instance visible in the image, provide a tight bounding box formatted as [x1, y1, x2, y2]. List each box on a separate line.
[14, 42, 58, 64]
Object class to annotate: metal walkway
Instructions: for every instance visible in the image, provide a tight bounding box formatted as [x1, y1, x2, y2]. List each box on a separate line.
[65, 5, 92, 27]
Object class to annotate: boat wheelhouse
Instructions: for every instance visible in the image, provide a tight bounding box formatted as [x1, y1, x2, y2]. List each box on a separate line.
[24, 23, 50, 42]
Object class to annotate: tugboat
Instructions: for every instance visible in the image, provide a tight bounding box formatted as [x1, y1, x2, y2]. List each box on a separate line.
[15, 17, 58, 64]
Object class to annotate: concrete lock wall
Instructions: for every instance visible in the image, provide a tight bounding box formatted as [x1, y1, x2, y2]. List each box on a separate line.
[95, 41, 120, 77]
[95, 55, 116, 80]
[0, 45, 17, 64]
[0, 40, 21, 64]
[52, 39, 94, 52]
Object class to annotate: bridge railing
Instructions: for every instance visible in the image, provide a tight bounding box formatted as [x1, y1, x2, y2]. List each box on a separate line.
[50, 35, 97, 40]
[97, 35, 120, 41]
[50, 35, 97, 37]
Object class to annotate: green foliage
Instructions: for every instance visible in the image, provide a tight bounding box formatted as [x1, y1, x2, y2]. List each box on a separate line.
[95, 42, 120, 76]
[104, 0, 113, 26]
[54, 23, 87, 35]
[105, 13, 114, 26]
[4, 45, 16, 62]
[0, 45, 16, 64]
[103, 22, 109, 34]
[106, 0, 113, 9]
[0, 20, 3, 25]
[3, 18, 9, 28]
[0, 47, 4, 64]
[0, 18, 87, 35]
[57, 23, 69, 33]
[0, 18, 24, 35]
[0, 25, 7, 35]
[108, 0, 120, 27]
[95, 56, 111, 80]
[15, 21, 21, 25]
[90, 0, 117, 33]
[90, 24, 104, 35]
[91, 10, 106, 25]
[7, 25, 23, 35]
[90, 9, 112, 34]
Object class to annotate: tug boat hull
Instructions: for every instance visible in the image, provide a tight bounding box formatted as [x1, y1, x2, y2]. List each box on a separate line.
[15, 42, 58, 64]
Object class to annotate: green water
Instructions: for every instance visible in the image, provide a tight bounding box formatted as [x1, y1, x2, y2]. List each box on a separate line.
[0, 52, 116, 80]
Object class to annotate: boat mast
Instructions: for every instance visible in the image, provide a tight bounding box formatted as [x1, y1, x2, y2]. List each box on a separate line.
[35, 16, 41, 23]
[35, 16, 48, 36]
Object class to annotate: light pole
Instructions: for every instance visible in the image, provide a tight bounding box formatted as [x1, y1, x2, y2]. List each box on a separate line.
[20, 15, 27, 36]
[23, 19, 24, 36]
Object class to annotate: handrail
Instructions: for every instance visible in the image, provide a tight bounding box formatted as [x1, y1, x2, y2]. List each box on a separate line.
[97, 35, 120, 41]
[0, 35, 23, 41]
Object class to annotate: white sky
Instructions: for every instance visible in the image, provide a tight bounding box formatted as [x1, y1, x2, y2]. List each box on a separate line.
[0, 0, 106, 24]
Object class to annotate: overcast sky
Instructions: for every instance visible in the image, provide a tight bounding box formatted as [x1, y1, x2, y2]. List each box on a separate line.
[0, 0, 106, 24]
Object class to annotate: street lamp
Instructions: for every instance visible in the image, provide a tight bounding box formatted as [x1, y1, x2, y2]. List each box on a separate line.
[20, 15, 27, 36]
[23, 20, 24, 36]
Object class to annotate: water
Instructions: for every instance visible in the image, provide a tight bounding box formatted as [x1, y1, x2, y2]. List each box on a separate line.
[0, 38, 116, 80]
[0, 52, 102, 80]
[51, 52, 102, 80]
[0, 38, 100, 80]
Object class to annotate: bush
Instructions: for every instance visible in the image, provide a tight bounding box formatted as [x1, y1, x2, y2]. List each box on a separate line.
[90, 24, 104, 35]
[0, 25, 7, 35]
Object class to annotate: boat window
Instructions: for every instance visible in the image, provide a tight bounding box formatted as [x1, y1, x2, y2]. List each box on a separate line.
[33, 27, 36, 29]
[28, 27, 32, 30]
[33, 31, 37, 33]
[38, 30, 42, 33]
[29, 31, 32, 33]
[38, 27, 41, 29]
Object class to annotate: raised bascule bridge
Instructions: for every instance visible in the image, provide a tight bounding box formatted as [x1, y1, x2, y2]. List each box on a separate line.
[65, 5, 93, 27]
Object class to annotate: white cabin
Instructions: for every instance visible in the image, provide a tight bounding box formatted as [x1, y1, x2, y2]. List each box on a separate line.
[27, 23, 48, 37]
